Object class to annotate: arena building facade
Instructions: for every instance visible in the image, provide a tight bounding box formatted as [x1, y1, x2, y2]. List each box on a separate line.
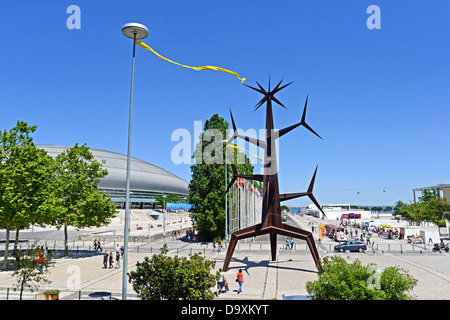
[37, 145, 189, 209]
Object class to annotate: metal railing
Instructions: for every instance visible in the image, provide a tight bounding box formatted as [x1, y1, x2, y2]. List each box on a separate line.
[320, 241, 444, 254]
[0, 287, 139, 300]
[1, 238, 445, 256]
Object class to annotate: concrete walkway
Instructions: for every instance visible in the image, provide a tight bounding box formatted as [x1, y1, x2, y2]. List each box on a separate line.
[0, 212, 449, 300]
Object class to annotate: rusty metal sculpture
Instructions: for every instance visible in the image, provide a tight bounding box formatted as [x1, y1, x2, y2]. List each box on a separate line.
[222, 79, 326, 272]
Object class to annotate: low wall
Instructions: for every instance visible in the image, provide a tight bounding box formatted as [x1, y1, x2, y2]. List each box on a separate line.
[76, 226, 193, 243]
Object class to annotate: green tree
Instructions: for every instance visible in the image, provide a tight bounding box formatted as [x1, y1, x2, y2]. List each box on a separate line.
[128, 244, 217, 300]
[12, 244, 52, 300]
[167, 193, 181, 203]
[52, 143, 117, 256]
[424, 198, 450, 226]
[0, 121, 56, 270]
[394, 190, 450, 227]
[155, 193, 182, 209]
[443, 210, 450, 222]
[394, 201, 422, 224]
[380, 265, 418, 300]
[188, 114, 253, 241]
[419, 190, 450, 226]
[419, 189, 439, 203]
[306, 256, 417, 300]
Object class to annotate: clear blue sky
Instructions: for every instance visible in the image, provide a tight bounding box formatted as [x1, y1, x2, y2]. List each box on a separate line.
[1, 1, 449, 207]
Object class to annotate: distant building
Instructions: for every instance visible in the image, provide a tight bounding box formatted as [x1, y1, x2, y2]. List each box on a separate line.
[38, 145, 189, 209]
[304, 203, 372, 220]
[412, 183, 450, 202]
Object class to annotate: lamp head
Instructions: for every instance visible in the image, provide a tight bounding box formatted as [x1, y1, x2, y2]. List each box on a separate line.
[121, 22, 149, 40]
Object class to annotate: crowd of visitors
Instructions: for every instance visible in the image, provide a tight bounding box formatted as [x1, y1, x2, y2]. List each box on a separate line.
[171, 228, 196, 242]
[95, 239, 125, 270]
[96, 228, 197, 270]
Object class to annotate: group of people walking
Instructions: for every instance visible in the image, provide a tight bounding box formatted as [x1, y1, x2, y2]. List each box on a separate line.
[170, 228, 196, 242]
[93, 239, 103, 252]
[217, 268, 244, 296]
[285, 237, 295, 250]
[101, 243, 125, 269]
[212, 239, 223, 253]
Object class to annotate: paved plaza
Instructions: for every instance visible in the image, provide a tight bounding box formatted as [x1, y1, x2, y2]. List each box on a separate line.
[0, 211, 449, 300]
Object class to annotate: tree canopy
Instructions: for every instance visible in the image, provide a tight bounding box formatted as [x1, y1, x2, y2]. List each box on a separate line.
[0, 121, 57, 269]
[0, 121, 117, 260]
[155, 193, 182, 209]
[394, 190, 450, 226]
[306, 256, 418, 300]
[52, 143, 117, 256]
[128, 244, 217, 300]
[188, 114, 254, 241]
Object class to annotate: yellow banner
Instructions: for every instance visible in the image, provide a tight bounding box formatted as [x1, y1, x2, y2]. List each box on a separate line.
[135, 40, 246, 84]
[225, 144, 263, 161]
[319, 224, 325, 238]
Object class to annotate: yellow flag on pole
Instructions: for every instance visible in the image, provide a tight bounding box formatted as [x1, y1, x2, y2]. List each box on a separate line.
[225, 144, 264, 161]
[135, 40, 246, 84]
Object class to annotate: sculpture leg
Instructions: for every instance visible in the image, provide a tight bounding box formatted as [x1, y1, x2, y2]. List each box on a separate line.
[223, 233, 238, 272]
[223, 223, 323, 272]
[279, 224, 323, 272]
[222, 224, 262, 272]
[305, 233, 323, 272]
[270, 232, 277, 261]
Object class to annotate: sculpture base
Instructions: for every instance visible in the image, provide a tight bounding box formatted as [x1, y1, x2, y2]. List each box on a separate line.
[222, 223, 323, 272]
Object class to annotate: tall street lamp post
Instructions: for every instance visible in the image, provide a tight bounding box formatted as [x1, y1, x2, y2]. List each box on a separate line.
[120, 22, 149, 301]
[222, 140, 228, 248]
[163, 195, 167, 243]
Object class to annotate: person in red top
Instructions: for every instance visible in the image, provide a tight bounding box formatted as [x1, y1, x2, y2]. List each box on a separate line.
[236, 269, 244, 294]
[37, 255, 45, 273]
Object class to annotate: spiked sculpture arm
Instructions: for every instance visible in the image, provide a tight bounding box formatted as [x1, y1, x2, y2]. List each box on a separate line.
[225, 134, 266, 150]
[223, 174, 264, 196]
[223, 162, 264, 197]
[278, 166, 327, 218]
[237, 174, 264, 182]
[224, 176, 238, 196]
[230, 160, 264, 181]
[225, 109, 267, 149]
[235, 134, 267, 149]
[244, 79, 293, 111]
[276, 96, 322, 140]
[278, 192, 308, 201]
[279, 193, 326, 218]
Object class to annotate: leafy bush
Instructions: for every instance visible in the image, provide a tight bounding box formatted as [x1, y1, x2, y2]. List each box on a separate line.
[43, 289, 60, 297]
[128, 244, 217, 300]
[306, 256, 417, 300]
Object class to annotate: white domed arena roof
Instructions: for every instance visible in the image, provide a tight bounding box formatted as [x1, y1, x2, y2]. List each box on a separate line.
[37, 145, 188, 196]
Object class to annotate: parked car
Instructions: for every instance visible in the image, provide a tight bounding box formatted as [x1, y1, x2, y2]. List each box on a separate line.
[334, 240, 367, 252]
[408, 236, 423, 244]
